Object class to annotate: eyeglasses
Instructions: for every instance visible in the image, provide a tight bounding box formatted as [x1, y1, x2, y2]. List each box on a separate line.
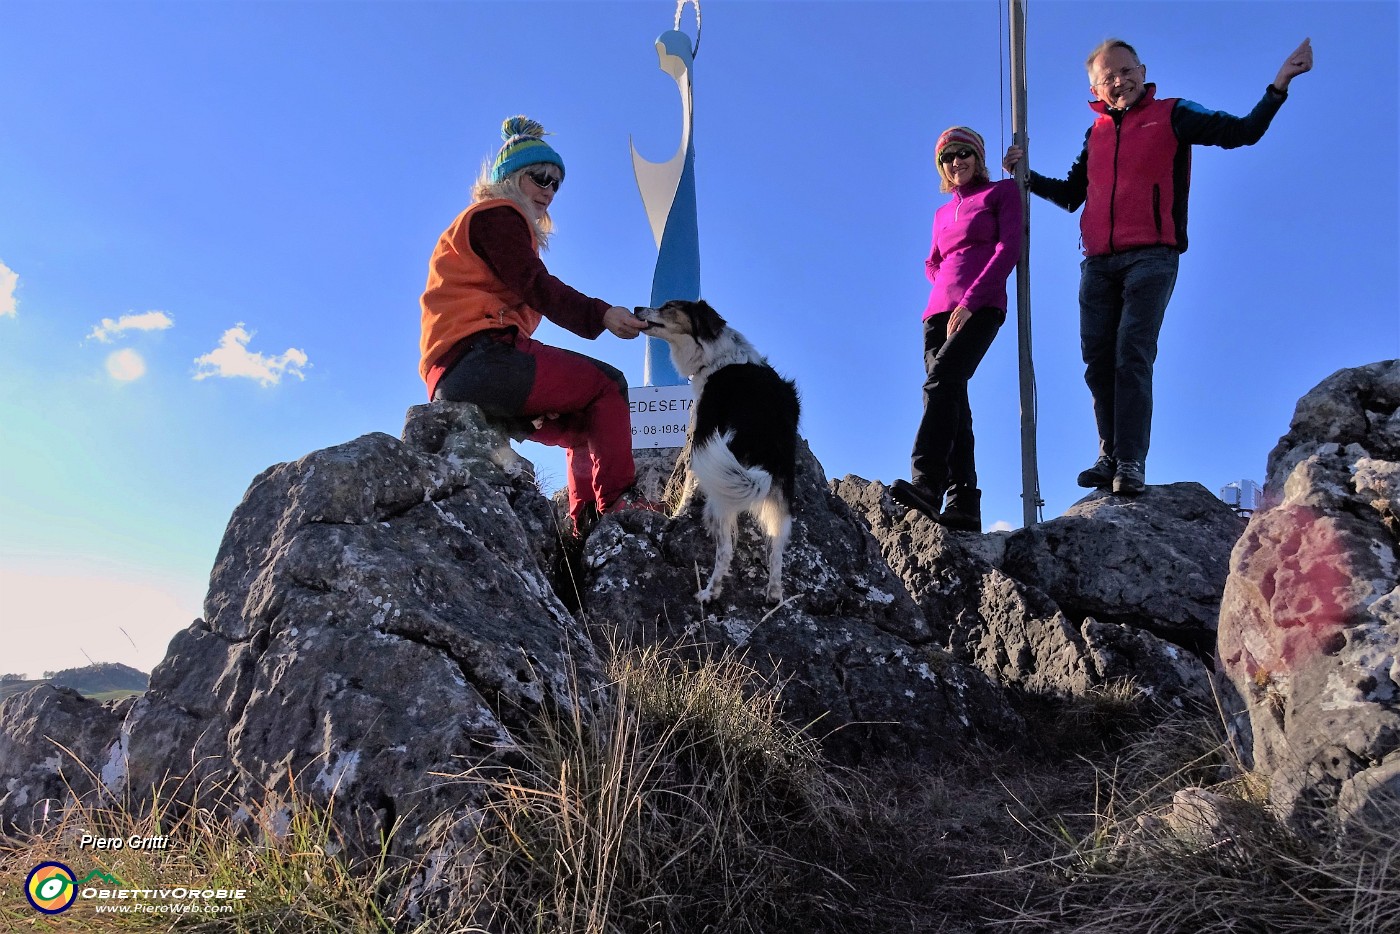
[524, 170, 561, 192]
[1092, 65, 1142, 88]
[939, 149, 975, 165]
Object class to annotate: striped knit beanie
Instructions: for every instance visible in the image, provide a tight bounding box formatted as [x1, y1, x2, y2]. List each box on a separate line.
[935, 126, 986, 166]
[490, 116, 566, 183]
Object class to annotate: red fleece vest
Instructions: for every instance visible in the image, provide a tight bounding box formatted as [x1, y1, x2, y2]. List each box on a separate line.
[1082, 94, 1182, 257]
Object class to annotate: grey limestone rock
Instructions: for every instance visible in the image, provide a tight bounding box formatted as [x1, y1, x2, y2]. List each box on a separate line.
[1264, 359, 1400, 498]
[999, 482, 1245, 662]
[0, 686, 129, 833]
[1219, 361, 1400, 830]
[581, 441, 1027, 765]
[834, 476, 1218, 710]
[1, 402, 604, 878]
[0, 381, 1298, 916]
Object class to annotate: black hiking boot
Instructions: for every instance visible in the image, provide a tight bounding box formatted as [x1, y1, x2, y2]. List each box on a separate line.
[1112, 460, 1145, 497]
[1076, 455, 1117, 489]
[940, 485, 983, 533]
[890, 479, 943, 520]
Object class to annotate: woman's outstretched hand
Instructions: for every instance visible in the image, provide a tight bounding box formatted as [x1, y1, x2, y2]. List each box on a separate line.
[604, 306, 648, 339]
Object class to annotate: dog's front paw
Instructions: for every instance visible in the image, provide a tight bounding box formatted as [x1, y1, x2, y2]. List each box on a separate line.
[765, 584, 784, 605]
[696, 584, 721, 603]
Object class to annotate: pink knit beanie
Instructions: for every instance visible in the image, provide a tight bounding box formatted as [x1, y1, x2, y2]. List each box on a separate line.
[935, 126, 986, 165]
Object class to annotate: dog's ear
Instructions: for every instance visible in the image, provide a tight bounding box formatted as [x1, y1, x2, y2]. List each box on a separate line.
[690, 300, 727, 342]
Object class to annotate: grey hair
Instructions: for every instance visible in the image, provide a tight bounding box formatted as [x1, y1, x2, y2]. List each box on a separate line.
[1085, 38, 1140, 72]
[471, 163, 554, 249]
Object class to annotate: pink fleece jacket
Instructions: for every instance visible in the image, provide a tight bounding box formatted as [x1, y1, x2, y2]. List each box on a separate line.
[923, 178, 1023, 319]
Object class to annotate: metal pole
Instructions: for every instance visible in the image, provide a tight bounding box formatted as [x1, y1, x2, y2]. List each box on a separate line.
[1008, 0, 1041, 528]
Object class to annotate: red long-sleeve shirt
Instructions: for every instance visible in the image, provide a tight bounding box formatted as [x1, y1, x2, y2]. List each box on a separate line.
[468, 205, 611, 338]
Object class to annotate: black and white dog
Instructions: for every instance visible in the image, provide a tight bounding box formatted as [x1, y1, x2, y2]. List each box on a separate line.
[634, 300, 800, 604]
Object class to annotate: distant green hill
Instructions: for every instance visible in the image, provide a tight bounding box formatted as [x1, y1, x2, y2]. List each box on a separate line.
[0, 663, 149, 704]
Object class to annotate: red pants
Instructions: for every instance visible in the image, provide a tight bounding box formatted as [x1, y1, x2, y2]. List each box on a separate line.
[432, 330, 635, 524]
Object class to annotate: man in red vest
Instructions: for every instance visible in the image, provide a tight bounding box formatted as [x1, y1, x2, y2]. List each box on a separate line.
[1005, 38, 1312, 496]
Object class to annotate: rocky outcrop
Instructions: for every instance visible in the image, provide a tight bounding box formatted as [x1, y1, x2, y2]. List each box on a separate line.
[1264, 360, 1400, 498]
[0, 406, 1030, 854]
[1, 404, 603, 871]
[1001, 483, 1245, 661]
[582, 442, 1025, 765]
[0, 687, 132, 829]
[1219, 361, 1400, 829]
[0, 386, 1270, 895]
[834, 477, 1224, 710]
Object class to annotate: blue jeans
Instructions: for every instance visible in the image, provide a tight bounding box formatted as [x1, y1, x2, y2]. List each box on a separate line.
[1079, 247, 1179, 464]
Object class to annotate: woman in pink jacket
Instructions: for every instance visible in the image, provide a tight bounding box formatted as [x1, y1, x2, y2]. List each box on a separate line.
[890, 126, 1022, 532]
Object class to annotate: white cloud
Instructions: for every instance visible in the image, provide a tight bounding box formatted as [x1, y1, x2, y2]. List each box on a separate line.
[988, 520, 1014, 533]
[193, 323, 309, 387]
[88, 310, 174, 342]
[0, 260, 17, 317]
[106, 348, 147, 381]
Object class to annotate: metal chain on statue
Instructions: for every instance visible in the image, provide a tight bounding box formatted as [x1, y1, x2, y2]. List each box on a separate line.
[674, 0, 700, 58]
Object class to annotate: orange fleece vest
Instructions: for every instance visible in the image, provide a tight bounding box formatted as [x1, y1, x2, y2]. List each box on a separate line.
[418, 199, 543, 382]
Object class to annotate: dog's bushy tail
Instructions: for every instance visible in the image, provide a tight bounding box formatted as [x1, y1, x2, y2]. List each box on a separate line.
[691, 430, 773, 512]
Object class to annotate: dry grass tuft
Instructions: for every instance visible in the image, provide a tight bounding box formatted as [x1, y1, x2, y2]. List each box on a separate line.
[0, 768, 396, 933]
[984, 704, 1400, 934]
[441, 643, 854, 934]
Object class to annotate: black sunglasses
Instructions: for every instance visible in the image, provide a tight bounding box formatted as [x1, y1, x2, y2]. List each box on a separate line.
[524, 169, 561, 192]
[939, 148, 976, 165]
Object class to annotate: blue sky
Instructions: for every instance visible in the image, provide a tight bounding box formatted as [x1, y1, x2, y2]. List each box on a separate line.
[2, 0, 1396, 679]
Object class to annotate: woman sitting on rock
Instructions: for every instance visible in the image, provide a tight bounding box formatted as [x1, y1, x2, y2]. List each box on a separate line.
[419, 116, 649, 533]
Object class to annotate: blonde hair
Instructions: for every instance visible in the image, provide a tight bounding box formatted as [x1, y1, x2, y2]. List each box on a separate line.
[471, 163, 554, 250]
[936, 152, 990, 194]
[1085, 38, 1140, 73]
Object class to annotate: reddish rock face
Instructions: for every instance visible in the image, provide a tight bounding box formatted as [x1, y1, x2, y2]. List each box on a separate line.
[1219, 360, 1400, 833]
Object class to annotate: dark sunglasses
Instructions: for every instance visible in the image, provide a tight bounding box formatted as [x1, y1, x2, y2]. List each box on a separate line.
[524, 170, 561, 192]
[939, 148, 976, 165]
